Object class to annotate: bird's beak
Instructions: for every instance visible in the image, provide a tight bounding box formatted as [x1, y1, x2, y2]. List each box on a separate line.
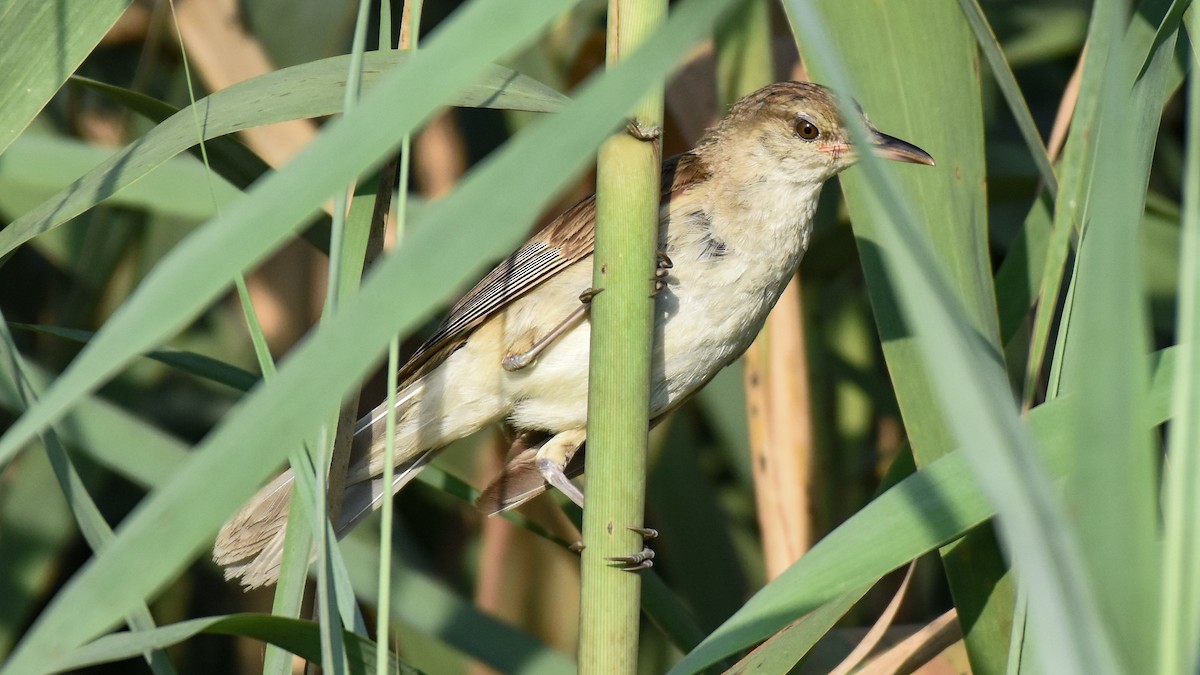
[871, 131, 935, 166]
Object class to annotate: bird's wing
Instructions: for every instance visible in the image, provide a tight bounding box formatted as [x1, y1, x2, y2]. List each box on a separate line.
[395, 152, 707, 386]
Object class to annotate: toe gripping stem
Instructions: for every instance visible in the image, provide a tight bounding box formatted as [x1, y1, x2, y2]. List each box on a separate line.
[606, 526, 658, 572]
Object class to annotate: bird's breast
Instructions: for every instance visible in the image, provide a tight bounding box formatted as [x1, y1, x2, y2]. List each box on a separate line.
[652, 183, 820, 407]
[502, 180, 822, 430]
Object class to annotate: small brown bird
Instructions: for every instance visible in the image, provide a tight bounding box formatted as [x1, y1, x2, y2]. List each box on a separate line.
[214, 81, 934, 588]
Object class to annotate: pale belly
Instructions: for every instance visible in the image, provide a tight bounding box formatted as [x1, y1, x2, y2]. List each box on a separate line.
[501, 246, 799, 432]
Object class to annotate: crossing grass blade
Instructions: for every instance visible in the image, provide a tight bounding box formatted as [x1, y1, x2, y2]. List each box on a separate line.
[50, 614, 414, 674]
[0, 52, 569, 261]
[0, 0, 133, 155]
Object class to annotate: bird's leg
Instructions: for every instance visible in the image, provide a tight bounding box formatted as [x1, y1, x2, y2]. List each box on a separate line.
[625, 117, 662, 142]
[530, 436, 654, 569]
[607, 527, 659, 572]
[501, 288, 602, 372]
[533, 428, 587, 508]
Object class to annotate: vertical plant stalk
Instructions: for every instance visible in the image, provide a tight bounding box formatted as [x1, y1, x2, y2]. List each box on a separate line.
[308, 3, 380, 671]
[578, 0, 665, 670]
[323, 0, 376, 525]
[378, 2, 417, 672]
[717, 0, 815, 578]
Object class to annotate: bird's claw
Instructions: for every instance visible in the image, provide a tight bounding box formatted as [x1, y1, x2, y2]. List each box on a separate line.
[606, 526, 657, 570]
[625, 118, 661, 142]
[576, 526, 657, 568]
[501, 352, 533, 371]
[579, 287, 604, 304]
[629, 526, 658, 539]
[651, 252, 672, 297]
[607, 547, 655, 572]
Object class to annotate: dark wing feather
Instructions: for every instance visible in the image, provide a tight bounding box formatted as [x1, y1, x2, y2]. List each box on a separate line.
[395, 152, 707, 386]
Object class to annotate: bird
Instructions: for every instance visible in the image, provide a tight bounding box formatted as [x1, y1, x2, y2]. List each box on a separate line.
[213, 80, 934, 588]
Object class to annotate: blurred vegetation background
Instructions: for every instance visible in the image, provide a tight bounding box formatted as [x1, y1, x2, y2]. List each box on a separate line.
[0, 0, 1194, 673]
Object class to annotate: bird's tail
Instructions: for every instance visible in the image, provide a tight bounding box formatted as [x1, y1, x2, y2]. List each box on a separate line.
[213, 365, 506, 588]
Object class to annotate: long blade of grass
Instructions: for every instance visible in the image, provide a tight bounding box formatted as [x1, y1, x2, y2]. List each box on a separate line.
[0, 52, 568, 262]
[1029, 0, 1185, 404]
[376, 3, 408, 674]
[0, 133, 243, 221]
[51, 614, 413, 674]
[1158, 5, 1200, 672]
[11, 324, 257, 391]
[1051, 2, 1181, 667]
[0, 359, 188, 489]
[0, 0, 133, 154]
[957, 0, 1058, 197]
[0, 314, 176, 675]
[311, 2, 380, 670]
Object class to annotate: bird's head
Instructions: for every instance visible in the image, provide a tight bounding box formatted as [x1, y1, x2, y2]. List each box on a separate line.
[702, 81, 935, 186]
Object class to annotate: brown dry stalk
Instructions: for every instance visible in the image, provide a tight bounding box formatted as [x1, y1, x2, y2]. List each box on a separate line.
[745, 274, 815, 579]
[173, 0, 318, 168]
[174, 0, 323, 353]
[828, 563, 917, 675]
[857, 609, 963, 675]
[1047, 42, 1086, 164]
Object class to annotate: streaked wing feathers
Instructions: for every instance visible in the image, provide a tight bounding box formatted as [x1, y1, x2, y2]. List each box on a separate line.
[396, 152, 706, 386]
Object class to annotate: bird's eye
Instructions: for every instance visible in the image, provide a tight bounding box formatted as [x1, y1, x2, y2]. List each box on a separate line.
[794, 118, 820, 140]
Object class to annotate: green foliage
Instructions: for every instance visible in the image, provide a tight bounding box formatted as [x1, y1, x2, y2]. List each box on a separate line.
[0, 0, 1194, 672]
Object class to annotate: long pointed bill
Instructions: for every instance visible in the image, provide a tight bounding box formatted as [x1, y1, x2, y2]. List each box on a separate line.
[871, 131, 936, 166]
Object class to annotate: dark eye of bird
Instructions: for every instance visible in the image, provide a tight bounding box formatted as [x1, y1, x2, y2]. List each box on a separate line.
[794, 118, 820, 140]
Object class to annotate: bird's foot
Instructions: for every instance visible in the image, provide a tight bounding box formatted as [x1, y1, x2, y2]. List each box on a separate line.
[606, 526, 658, 572]
[579, 287, 604, 304]
[651, 270, 669, 296]
[651, 251, 672, 297]
[625, 118, 661, 142]
[608, 547, 655, 572]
